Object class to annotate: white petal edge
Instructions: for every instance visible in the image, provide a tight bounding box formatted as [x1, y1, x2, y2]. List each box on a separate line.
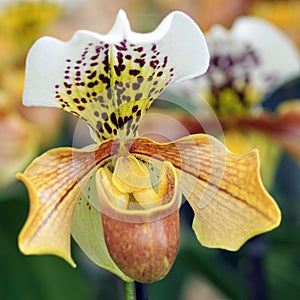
[22, 10, 209, 107]
[232, 16, 300, 84]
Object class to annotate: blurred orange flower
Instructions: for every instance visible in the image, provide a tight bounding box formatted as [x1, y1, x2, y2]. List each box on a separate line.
[0, 0, 67, 187]
[250, 0, 300, 48]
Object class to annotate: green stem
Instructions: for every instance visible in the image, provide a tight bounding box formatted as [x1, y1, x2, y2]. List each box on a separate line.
[123, 281, 135, 300]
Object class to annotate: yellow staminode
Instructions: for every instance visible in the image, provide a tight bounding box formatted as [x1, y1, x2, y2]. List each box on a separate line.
[101, 155, 167, 210]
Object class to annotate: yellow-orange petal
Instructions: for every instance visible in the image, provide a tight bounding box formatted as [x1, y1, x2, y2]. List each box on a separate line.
[128, 134, 281, 250]
[17, 139, 113, 266]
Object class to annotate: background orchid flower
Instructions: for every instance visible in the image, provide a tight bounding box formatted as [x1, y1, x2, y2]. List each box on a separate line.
[17, 10, 281, 283]
[169, 16, 300, 187]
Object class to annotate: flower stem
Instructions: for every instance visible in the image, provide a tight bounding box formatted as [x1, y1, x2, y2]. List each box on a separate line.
[135, 282, 149, 300]
[123, 281, 135, 300]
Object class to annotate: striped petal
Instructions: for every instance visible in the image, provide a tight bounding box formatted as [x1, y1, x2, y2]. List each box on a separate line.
[23, 10, 209, 141]
[17, 140, 113, 266]
[127, 135, 281, 250]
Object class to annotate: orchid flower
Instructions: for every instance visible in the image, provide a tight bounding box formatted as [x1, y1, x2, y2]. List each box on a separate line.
[17, 10, 281, 283]
[174, 16, 300, 187]
[189, 16, 300, 116]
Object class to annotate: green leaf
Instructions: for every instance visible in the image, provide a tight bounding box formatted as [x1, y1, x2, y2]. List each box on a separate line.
[0, 193, 92, 300]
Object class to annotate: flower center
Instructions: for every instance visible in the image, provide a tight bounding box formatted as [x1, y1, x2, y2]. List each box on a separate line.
[205, 45, 262, 116]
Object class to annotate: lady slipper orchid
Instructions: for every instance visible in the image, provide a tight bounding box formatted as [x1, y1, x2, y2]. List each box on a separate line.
[174, 16, 300, 187]
[17, 10, 281, 283]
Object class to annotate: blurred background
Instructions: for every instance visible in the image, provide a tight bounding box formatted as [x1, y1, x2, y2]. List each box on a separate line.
[0, 0, 300, 299]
